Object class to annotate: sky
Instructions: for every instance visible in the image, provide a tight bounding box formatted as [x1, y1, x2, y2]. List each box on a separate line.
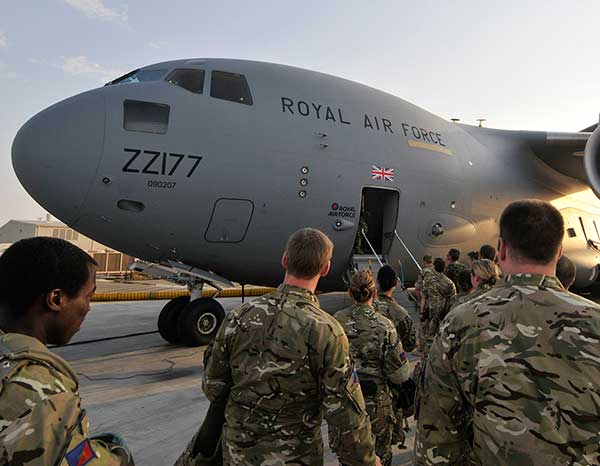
[1, 0, 599, 225]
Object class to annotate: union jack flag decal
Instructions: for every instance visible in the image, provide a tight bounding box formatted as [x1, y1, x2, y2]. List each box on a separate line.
[371, 165, 394, 181]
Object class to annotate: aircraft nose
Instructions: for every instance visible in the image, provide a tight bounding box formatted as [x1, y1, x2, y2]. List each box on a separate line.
[12, 92, 105, 224]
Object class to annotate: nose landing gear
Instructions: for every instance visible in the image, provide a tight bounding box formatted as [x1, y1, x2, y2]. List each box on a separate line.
[132, 261, 232, 347]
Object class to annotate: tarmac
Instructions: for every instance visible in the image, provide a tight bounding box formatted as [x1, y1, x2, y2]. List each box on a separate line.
[51, 288, 419, 466]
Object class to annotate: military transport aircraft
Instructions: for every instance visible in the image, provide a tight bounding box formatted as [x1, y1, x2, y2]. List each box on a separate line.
[11, 58, 600, 346]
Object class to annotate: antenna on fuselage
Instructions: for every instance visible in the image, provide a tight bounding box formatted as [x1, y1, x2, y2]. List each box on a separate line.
[477, 119, 486, 127]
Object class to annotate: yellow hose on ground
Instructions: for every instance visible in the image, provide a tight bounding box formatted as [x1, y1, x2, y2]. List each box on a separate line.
[92, 287, 276, 302]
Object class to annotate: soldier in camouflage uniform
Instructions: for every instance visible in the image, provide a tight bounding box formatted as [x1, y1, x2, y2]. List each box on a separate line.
[374, 266, 416, 352]
[335, 270, 410, 466]
[419, 258, 456, 353]
[194, 229, 378, 466]
[444, 248, 467, 290]
[413, 255, 433, 305]
[415, 200, 600, 465]
[0, 238, 134, 466]
[373, 265, 416, 448]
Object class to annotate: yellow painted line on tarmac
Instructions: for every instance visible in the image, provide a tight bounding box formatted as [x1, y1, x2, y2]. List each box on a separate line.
[407, 139, 453, 155]
[91, 287, 276, 302]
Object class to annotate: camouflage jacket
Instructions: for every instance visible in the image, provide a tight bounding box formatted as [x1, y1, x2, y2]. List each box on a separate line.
[202, 284, 377, 466]
[335, 303, 410, 388]
[373, 295, 417, 352]
[444, 262, 467, 289]
[449, 283, 493, 311]
[0, 331, 131, 466]
[414, 266, 433, 292]
[422, 271, 456, 322]
[415, 274, 600, 466]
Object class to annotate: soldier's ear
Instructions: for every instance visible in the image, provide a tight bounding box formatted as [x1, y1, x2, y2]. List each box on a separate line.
[498, 238, 507, 262]
[281, 251, 289, 270]
[556, 244, 564, 262]
[46, 289, 63, 312]
[320, 260, 331, 277]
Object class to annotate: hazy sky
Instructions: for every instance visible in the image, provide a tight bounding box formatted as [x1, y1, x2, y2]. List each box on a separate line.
[1, 1, 599, 225]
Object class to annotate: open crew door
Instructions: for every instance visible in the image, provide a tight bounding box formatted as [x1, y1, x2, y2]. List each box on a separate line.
[351, 187, 399, 275]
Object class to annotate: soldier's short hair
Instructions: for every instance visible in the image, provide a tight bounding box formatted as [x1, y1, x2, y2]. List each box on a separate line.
[433, 257, 446, 273]
[447, 248, 460, 262]
[467, 251, 479, 262]
[556, 255, 576, 289]
[422, 254, 433, 264]
[499, 200, 564, 264]
[0, 237, 97, 318]
[377, 265, 398, 292]
[349, 269, 376, 303]
[479, 244, 497, 261]
[285, 228, 333, 279]
[457, 270, 473, 292]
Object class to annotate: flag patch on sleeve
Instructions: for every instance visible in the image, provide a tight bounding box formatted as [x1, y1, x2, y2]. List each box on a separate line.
[65, 438, 97, 466]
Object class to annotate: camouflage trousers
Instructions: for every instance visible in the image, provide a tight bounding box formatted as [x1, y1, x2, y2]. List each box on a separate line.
[390, 407, 408, 448]
[365, 390, 394, 466]
[223, 424, 324, 465]
[412, 357, 427, 421]
[331, 388, 393, 466]
[418, 319, 435, 354]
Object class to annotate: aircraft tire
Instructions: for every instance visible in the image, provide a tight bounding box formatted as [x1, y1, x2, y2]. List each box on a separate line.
[177, 298, 225, 346]
[157, 296, 190, 343]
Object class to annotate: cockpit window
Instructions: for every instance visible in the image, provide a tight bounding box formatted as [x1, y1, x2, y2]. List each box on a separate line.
[166, 69, 205, 94]
[210, 71, 253, 105]
[106, 69, 167, 86]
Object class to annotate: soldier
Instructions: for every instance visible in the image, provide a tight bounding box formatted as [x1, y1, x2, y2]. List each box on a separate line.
[415, 200, 600, 465]
[479, 243, 497, 262]
[556, 254, 576, 289]
[0, 237, 134, 466]
[456, 269, 474, 299]
[335, 270, 411, 466]
[466, 251, 479, 268]
[374, 265, 416, 352]
[373, 265, 416, 448]
[419, 258, 456, 353]
[444, 248, 467, 289]
[198, 228, 379, 466]
[450, 258, 499, 310]
[413, 254, 433, 304]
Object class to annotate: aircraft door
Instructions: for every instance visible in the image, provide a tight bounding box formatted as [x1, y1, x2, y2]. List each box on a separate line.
[356, 187, 399, 256]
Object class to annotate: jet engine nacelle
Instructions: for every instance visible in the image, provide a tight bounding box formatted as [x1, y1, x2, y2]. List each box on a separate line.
[569, 249, 600, 289]
[584, 125, 600, 199]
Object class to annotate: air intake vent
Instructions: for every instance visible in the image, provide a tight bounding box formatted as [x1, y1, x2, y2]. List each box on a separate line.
[117, 199, 145, 212]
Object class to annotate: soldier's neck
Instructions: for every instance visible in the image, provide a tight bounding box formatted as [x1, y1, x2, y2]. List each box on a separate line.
[380, 289, 394, 298]
[499, 261, 558, 277]
[0, 314, 48, 345]
[283, 274, 319, 294]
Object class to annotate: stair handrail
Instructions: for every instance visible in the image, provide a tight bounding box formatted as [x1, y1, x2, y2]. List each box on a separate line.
[361, 229, 384, 267]
[393, 229, 422, 272]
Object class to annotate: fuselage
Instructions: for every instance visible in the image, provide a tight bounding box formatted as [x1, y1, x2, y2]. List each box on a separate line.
[12, 58, 600, 289]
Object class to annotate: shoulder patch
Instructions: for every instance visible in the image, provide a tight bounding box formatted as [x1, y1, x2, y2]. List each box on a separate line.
[65, 438, 97, 466]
